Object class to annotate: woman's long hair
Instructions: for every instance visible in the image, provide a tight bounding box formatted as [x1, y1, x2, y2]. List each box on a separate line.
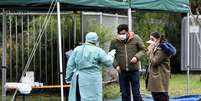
[150, 32, 166, 43]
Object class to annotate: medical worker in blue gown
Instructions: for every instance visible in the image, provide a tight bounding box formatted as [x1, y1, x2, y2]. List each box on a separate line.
[65, 32, 116, 101]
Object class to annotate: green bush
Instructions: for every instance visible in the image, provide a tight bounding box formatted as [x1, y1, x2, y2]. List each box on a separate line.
[103, 83, 121, 99]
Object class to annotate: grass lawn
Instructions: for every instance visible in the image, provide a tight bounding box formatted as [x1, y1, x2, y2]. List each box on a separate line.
[0, 74, 201, 100]
[104, 74, 201, 99]
[169, 74, 201, 97]
[140, 74, 201, 98]
[0, 85, 67, 101]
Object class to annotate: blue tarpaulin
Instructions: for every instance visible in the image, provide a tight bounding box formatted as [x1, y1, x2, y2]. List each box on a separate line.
[104, 95, 201, 101]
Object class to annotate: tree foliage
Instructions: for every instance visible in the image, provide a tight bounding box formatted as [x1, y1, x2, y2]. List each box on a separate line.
[87, 22, 113, 49]
[190, 0, 201, 14]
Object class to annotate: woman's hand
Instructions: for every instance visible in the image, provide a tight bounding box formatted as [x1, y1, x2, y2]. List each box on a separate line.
[147, 44, 155, 55]
[116, 66, 121, 73]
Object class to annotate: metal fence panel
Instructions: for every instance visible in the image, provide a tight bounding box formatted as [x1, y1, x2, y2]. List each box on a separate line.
[181, 16, 201, 71]
[0, 11, 77, 85]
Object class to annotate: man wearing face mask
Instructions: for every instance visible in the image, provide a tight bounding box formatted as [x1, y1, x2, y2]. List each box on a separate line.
[110, 24, 145, 101]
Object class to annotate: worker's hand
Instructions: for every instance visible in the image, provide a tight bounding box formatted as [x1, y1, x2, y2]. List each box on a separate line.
[130, 57, 138, 64]
[116, 66, 121, 73]
[108, 49, 116, 57]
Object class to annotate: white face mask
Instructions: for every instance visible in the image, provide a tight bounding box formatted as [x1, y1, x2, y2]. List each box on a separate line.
[117, 34, 127, 41]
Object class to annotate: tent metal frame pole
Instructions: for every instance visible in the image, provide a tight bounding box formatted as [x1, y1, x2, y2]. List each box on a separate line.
[128, 0, 132, 31]
[128, 0, 133, 100]
[128, 8, 132, 31]
[57, 1, 64, 101]
[2, 9, 7, 101]
[128, 0, 134, 101]
[186, 12, 190, 95]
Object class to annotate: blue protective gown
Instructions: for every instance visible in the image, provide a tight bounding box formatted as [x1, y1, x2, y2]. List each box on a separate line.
[66, 42, 113, 101]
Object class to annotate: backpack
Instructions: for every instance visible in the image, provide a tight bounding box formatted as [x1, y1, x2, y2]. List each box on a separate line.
[159, 42, 177, 56]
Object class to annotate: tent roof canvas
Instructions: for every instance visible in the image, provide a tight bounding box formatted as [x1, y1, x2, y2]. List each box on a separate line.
[131, 0, 189, 13]
[0, 0, 189, 13]
[0, 0, 128, 10]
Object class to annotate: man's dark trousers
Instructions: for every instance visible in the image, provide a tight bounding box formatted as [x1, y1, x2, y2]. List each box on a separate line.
[119, 70, 142, 101]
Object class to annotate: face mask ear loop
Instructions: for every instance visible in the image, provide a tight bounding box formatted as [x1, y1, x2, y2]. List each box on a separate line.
[126, 33, 129, 40]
